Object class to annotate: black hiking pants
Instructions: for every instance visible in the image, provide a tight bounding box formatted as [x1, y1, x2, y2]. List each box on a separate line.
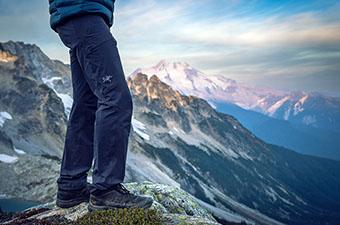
[55, 14, 133, 193]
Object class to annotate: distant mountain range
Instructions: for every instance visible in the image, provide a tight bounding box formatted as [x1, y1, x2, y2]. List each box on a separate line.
[131, 60, 340, 131]
[131, 60, 340, 160]
[1, 41, 340, 225]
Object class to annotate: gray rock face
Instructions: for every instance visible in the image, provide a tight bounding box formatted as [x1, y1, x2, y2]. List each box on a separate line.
[2, 182, 220, 225]
[0, 154, 59, 203]
[0, 130, 14, 155]
[0, 41, 71, 96]
[0, 41, 73, 158]
[0, 66, 67, 157]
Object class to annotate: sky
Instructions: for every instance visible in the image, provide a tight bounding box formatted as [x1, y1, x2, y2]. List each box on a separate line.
[0, 0, 340, 96]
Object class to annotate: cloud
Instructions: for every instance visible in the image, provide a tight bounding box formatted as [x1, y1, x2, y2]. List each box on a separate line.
[0, 0, 339, 94]
[170, 11, 340, 48]
[113, 1, 340, 87]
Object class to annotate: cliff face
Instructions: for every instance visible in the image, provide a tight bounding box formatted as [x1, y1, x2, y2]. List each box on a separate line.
[0, 42, 68, 158]
[0, 41, 71, 93]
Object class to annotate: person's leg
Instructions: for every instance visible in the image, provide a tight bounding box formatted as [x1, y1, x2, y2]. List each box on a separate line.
[69, 15, 133, 193]
[90, 38, 133, 192]
[56, 48, 98, 191]
[56, 14, 153, 211]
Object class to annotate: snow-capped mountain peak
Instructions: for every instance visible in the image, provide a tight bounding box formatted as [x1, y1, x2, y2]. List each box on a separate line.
[129, 60, 340, 131]
[154, 59, 191, 71]
[130, 60, 287, 111]
[130, 59, 219, 96]
[131, 59, 203, 80]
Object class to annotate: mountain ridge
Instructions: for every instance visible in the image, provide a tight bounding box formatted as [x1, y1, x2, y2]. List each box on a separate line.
[130, 59, 340, 131]
[1, 41, 340, 224]
[130, 60, 340, 160]
[127, 72, 340, 224]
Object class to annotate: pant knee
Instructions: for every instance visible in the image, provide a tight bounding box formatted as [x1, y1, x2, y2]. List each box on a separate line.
[99, 87, 133, 113]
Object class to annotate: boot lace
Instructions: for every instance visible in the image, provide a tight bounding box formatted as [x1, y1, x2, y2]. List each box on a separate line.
[114, 183, 131, 195]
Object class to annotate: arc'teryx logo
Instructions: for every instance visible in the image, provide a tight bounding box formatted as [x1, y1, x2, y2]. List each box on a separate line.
[102, 75, 113, 83]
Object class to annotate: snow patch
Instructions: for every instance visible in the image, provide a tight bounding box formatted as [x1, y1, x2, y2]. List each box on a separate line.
[14, 147, 26, 155]
[238, 151, 253, 161]
[0, 154, 18, 163]
[127, 152, 180, 188]
[265, 187, 278, 201]
[56, 93, 73, 117]
[293, 95, 308, 115]
[42, 77, 73, 117]
[0, 111, 13, 127]
[207, 101, 217, 109]
[267, 96, 290, 116]
[0, 193, 8, 198]
[199, 183, 284, 225]
[302, 115, 316, 125]
[283, 106, 291, 120]
[195, 198, 254, 224]
[277, 185, 288, 195]
[172, 127, 186, 134]
[171, 123, 240, 160]
[132, 117, 150, 141]
[254, 168, 264, 179]
[42, 76, 62, 86]
[265, 187, 293, 206]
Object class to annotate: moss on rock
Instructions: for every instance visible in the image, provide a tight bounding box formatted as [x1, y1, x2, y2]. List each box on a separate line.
[74, 208, 163, 225]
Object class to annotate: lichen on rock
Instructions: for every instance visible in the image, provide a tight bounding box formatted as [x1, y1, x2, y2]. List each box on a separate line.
[1, 182, 219, 225]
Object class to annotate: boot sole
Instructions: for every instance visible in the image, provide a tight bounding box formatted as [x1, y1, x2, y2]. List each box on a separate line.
[88, 199, 153, 212]
[56, 196, 89, 208]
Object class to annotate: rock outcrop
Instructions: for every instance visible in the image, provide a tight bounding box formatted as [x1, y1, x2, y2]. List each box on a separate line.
[1, 182, 223, 225]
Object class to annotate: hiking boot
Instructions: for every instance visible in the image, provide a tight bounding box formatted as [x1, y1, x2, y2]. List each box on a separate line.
[56, 182, 91, 208]
[88, 183, 154, 211]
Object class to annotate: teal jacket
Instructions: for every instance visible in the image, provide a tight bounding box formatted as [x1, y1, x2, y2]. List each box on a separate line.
[49, 0, 115, 32]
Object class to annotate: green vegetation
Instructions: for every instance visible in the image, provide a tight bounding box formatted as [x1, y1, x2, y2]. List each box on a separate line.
[74, 208, 163, 225]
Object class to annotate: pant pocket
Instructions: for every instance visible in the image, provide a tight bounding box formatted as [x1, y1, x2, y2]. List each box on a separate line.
[83, 39, 122, 100]
[56, 21, 77, 49]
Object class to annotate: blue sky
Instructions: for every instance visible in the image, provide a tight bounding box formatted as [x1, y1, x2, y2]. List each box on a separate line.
[0, 0, 340, 95]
